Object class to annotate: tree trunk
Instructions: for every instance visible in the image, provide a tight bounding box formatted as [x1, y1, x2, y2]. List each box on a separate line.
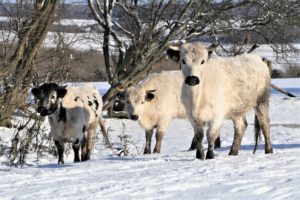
[0, 1, 58, 127]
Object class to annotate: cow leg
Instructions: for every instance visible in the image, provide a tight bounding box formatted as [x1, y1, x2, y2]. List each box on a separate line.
[82, 128, 95, 161]
[214, 135, 221, 149]
[206, 119, 222, 159]
[81, 134, 87, 161]
[189, 126, 204, 151]
[144, 129, 153, 154]
[153, 130, 164, 154]
[195, 126, 205, 160]
[229, 116, 247, 156]
[255, 92, 273, 154]
[72, 139, 80, 162]
[54, 140, 64, 164]
[153, 124, 168, 154]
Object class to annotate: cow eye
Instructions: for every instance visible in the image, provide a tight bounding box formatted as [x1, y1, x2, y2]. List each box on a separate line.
[201, 60, 205, 64]
[51, 95, 55, 99]
[141, 101, 144, 104]
[182, 59, 186, 65]
[126, 101, 130, 104]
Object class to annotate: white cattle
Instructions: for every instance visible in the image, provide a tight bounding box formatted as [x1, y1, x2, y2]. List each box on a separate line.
[124, 70, 221, 154]
[167, 42, 273, 159]
[31, 83, 108, 164]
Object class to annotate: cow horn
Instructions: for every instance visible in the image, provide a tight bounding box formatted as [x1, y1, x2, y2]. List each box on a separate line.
[207, 41, 220, 51]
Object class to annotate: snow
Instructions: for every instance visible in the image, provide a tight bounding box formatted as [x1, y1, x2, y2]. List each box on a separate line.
[1, 95, 300, 199]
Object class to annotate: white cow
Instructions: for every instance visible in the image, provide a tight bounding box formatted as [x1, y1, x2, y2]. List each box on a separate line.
[124, 70, 221, 154]
[167, 42, 273, 159]
[31, 83, 108, 164]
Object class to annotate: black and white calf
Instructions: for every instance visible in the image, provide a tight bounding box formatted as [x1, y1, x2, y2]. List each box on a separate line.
[31, 83, 108, 164]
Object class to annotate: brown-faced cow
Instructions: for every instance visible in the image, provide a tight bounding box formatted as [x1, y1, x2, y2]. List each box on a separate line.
[167, 42, 273, 160]
[31, 83, 108, 164]
[124, 71, 220, 154]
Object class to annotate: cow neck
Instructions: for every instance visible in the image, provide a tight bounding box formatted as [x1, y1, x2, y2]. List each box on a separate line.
[50, 98, 66, 123]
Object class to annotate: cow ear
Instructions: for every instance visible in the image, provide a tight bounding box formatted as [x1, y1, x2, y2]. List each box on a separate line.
[167, 47, 180, 63]
[145, 90, 156, 101]
[57, 86, 67, 98]
[31, 87, 40, 97]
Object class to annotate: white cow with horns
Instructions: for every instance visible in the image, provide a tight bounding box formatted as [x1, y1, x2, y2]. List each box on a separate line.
[167, 42, 273, 160]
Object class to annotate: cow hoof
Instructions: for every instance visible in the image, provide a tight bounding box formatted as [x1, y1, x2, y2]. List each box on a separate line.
[58, 161, 64, 164]
[206, 151, 215, 159]
[189, 142, 197, 151]
[144, 149, 151, 154]
[229, 150, 238, 156]
[196, 149, 205, 160]
[153, 150, 160, 154]
[265, 148, 273, 154]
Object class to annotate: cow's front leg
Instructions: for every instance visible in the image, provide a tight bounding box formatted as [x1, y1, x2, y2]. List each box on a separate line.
[189, 126, 204, 151]
[195, 126, 205, 160]
[54, 140, 65, 164]
[153, 130, 164, 154]
[72, 138, 80, 162]
[144, 129, 153, 154]
[153, 123, 168, 153]
[206, 119, 222, 159]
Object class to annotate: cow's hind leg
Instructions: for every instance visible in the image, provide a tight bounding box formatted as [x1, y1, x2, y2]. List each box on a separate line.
[144, 129, 153, 154]
[72, 139, 80, 162]
[82, 127, 96, 161]
[81, 134, 87, 161]
[229, 116, 247, 156]
[54, 140, 65, 164]
[255, 90, 273, 154]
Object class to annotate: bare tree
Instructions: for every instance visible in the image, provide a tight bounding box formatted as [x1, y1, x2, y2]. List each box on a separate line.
[88, 0, 195, 114]
[88, 0, 299, 115]
[0, 0, 59, 126]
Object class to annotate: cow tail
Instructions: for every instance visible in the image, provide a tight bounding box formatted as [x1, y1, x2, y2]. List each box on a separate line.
[99, 117, 112, 148]
[253, 114, 261, 154]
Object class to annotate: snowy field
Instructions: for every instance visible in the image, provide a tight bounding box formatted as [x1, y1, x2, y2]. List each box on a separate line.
[0, 94, 300, 199]
[1, 17, 300, 200]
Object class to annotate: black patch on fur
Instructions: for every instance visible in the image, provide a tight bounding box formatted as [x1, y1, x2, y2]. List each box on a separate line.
[31, 87, 40, 96]
[74, 138, 79, 145]
[74, 96, 84, 103]
[58, 103, 67, 122]
[93, 99, 99, 110]
[82, 125, 86, 133]
[145, 90, 156, 101]
[57, 87, 67, 98]
[88, 101, 93, 106]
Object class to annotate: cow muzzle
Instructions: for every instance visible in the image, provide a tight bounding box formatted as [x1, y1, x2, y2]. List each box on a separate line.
[185, 76, 200, 86]
[37, 106, 48, 116]
[130, 115, 139, 121]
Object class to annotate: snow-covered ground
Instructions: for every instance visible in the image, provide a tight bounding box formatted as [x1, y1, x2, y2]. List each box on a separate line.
[0, 95, 300, 200]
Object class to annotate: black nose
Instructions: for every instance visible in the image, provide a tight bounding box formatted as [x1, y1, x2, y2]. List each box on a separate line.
[37, 107, 48, 116]
[131, 115, 139, 121]
[185, 76, 200, 86]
